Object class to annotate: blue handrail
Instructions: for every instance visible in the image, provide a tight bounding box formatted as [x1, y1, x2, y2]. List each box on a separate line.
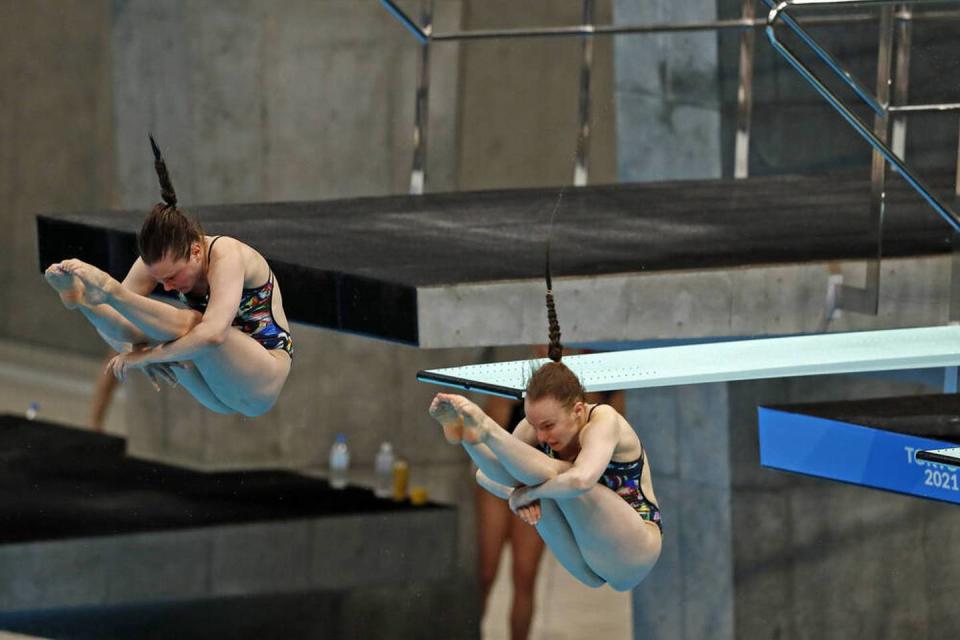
[379, 0, 429, 44]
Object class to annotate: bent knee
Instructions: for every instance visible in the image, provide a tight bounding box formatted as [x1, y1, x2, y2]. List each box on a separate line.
[178, 309, 203, 337]
[478, 567, 499, 593]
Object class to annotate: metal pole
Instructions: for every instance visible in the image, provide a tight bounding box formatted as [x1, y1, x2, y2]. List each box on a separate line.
[379, 0, 960, 43]
[890, 4, 913, 158]
[888, 102, 960, 113]
[410, 0, 433, 195]
[956, 117, 960, 200]
[952, 118, 960, 323]
[734, 0, 757, 179]
[573, 0, 594, 187]
[841, 5, 895, 315]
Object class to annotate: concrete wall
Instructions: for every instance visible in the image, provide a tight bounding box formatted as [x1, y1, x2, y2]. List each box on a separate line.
[112, 0, 463, 206]
[458, 0, 617, 190]
[0, 1, 114, 356]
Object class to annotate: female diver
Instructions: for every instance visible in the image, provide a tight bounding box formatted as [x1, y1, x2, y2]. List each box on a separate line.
[429, 280, 661, 591]
[43, 137, 292, 417]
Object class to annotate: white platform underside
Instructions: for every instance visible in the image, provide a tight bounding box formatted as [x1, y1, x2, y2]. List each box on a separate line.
[418, 325, 960, 397]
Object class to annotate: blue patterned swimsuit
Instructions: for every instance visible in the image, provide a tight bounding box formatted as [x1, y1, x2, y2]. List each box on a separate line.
[540, 404, 662, 534]
[178, 237, 294, 358]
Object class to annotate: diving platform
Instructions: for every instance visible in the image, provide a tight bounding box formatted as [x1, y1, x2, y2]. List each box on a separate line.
[36, 171, 959, 347]
[0, 414, 455, 617]
[759, 394, 960, 505]
[417, 325, 960, 398]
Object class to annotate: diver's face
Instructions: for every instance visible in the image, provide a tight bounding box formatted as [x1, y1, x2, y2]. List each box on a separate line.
[147, 243, 203, 293]
[524, 396, 585, 451]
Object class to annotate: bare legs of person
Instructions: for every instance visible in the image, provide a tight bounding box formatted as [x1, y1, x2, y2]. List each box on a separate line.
[89, 351, 121, 432]
[45, 260, 289, 417]
[476, 395, 545, 640]
[430, 393, 661, 591]
[476, 484, 545, 640]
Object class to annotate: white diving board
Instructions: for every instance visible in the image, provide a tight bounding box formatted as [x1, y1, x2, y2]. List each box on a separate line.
[417, 325, 960, 399]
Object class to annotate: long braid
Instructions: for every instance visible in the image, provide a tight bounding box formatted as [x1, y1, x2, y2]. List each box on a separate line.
[149, 134, 178, 208]
[139, 135, 204, 263]
[545, 191, 563, 363]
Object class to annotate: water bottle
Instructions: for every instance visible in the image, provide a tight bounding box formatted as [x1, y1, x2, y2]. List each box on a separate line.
[329, 433, 350, 489]
[374, 442, 395, 498]
[25, 402, 39, 421]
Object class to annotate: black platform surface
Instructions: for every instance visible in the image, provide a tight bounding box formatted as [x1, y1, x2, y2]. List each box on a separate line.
[0, 414, 439, 545]
[37, 173, 958, 343]
[772, 393, 960, 443]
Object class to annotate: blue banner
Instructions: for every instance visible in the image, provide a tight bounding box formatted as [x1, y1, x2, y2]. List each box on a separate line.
[758, 407, 960, 505]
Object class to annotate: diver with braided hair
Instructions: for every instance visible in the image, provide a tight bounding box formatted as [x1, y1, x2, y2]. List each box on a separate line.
[44, 136, 293, 417]
[429, 245, 662, 592]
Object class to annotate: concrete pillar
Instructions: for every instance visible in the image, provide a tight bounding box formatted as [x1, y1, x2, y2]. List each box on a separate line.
[613, 0, 722, 182]
[627, 383, 734, 640]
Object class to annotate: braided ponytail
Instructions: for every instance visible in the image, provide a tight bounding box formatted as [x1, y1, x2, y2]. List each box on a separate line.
[524, 193, 584, 407]
[546, 289, 562, 362]
[149, 134, 177, 209]
[544, 220, 563, 362]
[138, 135, 204, 264]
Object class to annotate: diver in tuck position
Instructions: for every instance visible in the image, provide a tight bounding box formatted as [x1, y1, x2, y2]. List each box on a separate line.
[45, 137, 292, 417]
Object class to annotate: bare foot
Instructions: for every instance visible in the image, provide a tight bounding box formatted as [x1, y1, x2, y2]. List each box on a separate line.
[429, 394, 464, 444]
[59, 259, 118, 305]
[44, 263, 85, 309]
[429, 393, 491, 444]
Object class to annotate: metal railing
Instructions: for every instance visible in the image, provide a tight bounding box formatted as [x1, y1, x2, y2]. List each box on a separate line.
[382, 0, 960, 317]
[764, 0, 960, 314]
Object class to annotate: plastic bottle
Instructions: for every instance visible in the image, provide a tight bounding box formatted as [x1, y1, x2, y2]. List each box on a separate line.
[25, 402, 39, 421]
[392, 459, 409, 502]
[374, 442, 395, 498]
[329, 433, 350, 489]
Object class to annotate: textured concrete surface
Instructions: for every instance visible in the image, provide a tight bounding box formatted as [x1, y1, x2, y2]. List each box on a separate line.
[419, 254, 955, 347]
[0, 1, 114, 356]
[628, 383, 734, 640]
[457, 0, 617, 190]
[112, 0, 463, 207]
[613, 0, 722, 182]
[0, 510, 455, 612]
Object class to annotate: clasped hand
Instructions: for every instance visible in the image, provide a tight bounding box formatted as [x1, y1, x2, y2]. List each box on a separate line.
[508, 485, 542, 526]
[106, 348, 180, 390]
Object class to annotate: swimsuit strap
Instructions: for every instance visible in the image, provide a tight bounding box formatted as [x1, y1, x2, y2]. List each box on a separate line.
[206, 235, 223, 261]
[587, 403, 605, 422]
